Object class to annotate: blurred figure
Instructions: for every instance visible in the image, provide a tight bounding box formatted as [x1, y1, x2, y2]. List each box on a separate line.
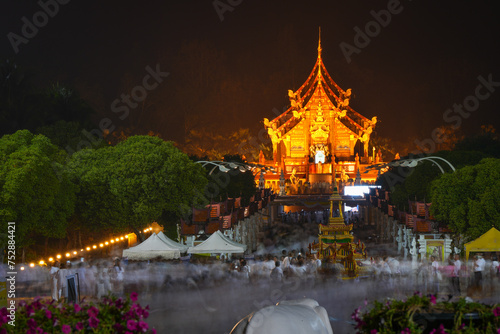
[429, 256, 440, 296]
[112, 258, 125, 296]
[472, 254, 485, 297]
[50, 261, 60, 301]
[58, 262, 68, 301]
[270, 261, 283, 283]
[451, 254, 462, 296]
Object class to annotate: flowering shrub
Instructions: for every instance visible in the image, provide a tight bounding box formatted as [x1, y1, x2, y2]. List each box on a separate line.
[0, 293, 156, 334]
[352, 293, 500, 333]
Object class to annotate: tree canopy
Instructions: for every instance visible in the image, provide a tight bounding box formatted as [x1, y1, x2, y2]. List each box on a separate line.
[430, 158, 500, 240]
[68, 135, 209, 238]
[0, 130, 76, 249]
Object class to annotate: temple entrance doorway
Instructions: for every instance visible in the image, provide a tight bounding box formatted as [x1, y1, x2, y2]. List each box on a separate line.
[315, 150, 325, 164]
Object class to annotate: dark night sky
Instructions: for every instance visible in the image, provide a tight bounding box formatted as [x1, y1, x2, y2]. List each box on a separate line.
[2, 0, 499, 149]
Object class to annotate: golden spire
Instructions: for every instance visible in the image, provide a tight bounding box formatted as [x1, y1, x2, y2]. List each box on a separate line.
[318, 27, 322, 58]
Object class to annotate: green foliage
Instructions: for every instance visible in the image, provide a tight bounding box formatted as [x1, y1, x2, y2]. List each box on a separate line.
[353, 293, 500, 333]
[68, 136, 209, 236]
[0, 130, 76, 248]
[380, 149, 490, 210]
[430, 158, 500, 240]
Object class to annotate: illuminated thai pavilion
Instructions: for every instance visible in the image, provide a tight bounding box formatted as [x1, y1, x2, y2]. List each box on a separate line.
[310, 174, 367, 277]
[263, 32, 379, 189]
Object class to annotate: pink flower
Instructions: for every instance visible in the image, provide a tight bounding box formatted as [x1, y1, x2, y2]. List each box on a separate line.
[115, 298, 124, 309]
[138, 321, 149, 332]
[371, 330, 378, 334]
[27, 318, 37, 328]
[130, 292, 138, 302]
[87, 306, 99, 318]
[45, 310, 52, 319]
[127, 320, 138, 331]
[74, 304, 81, 312]
[89, 316, 99, 329]
[75, 322, 84, 331]
[493, 307, 500, 317]
[151, 329, 157, 334]
[401, 328, 411, 334]
[61, 324, 71, 334]
[430, 324, 446, 334]
[430, 295, 437, 305]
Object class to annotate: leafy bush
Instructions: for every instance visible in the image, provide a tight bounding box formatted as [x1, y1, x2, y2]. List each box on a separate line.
[0, 293, 156, 334]
[352, 292, 500, 333]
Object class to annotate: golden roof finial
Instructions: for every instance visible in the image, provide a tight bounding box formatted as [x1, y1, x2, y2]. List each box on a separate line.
[318, 27, 322, 58]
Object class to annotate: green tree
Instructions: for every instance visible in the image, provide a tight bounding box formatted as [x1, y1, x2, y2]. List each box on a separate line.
[380, 149, 490, 210]
[0, 130, 76, 254]
[430, 158, 500, 240]
[69, 136, 208, 240]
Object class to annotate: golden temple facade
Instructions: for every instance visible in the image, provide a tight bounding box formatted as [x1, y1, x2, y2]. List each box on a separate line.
[263, 32, 379, 189]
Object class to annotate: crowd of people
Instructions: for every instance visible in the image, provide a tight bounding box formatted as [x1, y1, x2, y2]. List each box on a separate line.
[10, 248, 500, 302]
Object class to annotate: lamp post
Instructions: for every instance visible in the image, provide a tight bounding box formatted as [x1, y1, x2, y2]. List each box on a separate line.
[390, 156, 455, 174]
[195, 161, 251, 175]
[365, 156, 456, 174]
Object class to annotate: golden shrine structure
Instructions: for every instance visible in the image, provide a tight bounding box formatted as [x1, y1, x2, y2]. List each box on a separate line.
[261, 32, 380, 193]
[309, 175, 368, 278]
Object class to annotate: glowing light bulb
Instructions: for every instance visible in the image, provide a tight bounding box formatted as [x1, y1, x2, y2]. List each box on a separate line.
[48, 257, 54, 262]
[86, 247, 91, 251]
[110, 239, 115, 243]
[56, 254, 61, 259]
[105, 241, 109, 245]
[29, 263, 35, 267]
[99, 243, 104, 247]
[39, 260, 45, 265]
[93, 245, 97, 249]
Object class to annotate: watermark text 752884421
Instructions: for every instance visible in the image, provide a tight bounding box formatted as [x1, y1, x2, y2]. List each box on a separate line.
[6, 222, 17, 326]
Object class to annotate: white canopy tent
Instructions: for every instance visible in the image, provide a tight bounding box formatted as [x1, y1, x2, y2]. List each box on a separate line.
[187, 230, 247, 254]
[156, 231, 189, 253]
[122, 233, 184, 260]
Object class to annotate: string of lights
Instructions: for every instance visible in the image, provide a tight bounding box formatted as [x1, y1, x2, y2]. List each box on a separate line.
[19, 227, 155, 270]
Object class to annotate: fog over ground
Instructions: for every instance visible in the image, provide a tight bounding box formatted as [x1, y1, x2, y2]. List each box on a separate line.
[138, 223, 499, 333]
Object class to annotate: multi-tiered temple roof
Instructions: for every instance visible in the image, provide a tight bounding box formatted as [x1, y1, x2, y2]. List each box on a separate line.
[264, 32, 377, 167]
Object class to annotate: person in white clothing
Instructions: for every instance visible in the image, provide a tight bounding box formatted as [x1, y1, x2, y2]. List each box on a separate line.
[270, 261, 283, 283]
[452, 254, 461, 296]
[112, 258, 125, 296]
[430, 256, 440, 295]
[473, 254, 486, 294]
[50, 261, 60, 301]
[58, 262, 68, 301]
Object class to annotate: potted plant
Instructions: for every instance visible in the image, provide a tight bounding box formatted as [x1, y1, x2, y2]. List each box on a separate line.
[0, 292, 156, 334]
[352, 292, 500, 333]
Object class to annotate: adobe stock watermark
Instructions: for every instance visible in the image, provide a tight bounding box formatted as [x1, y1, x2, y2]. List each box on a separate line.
[212, 0, 243, 22]
[416, 73, 499, 154]
[382, 73, 499, 191]
[63, 64, 169, 155]
[339, 0, 410, 64]
[7, 0, 71, 54]
[51, 63, 169, 181]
